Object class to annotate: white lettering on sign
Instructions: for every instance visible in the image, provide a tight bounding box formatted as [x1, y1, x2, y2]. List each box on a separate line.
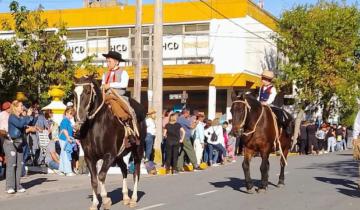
[110, 37, 129, 59]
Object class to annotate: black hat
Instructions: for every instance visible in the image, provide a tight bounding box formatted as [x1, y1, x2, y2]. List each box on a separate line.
[102, 51, 126, 62]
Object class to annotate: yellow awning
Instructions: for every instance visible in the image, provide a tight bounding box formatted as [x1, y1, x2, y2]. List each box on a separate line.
[75, 64, 215, 79]
[210, 73, 261, 89]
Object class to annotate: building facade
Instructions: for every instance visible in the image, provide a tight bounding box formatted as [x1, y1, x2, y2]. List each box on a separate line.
[0, 0, 278, 120]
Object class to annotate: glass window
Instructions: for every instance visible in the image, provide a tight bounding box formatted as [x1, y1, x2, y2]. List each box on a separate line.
[67, 30, 86, 39]
[108, 28, 129, 37]
[88, 29, 97, 37]
[164, 25, 183, 35]
[184, 24, 209, 33]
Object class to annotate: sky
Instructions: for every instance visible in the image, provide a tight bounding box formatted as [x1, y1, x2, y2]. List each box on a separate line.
[0, 0, 359, 17]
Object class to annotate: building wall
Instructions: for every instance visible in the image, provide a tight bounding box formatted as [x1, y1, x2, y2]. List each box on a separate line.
[210, 16, 276, 75]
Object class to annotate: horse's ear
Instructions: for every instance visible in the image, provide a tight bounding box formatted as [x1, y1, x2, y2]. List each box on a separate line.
[231, 91, 238, 101]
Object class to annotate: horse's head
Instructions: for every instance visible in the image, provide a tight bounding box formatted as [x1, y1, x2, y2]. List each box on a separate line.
[73, 75, 103, 130]
[230, 91, 250, 137]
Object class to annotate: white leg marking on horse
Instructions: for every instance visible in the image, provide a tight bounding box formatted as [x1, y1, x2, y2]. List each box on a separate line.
[122, 178, 130, 200]
[99, 181, 107, 198]
[74, 86, 83, 121]
[96, 159, 103, 174]
[132, 175, 138, 201]
[92, 189, 99, 206]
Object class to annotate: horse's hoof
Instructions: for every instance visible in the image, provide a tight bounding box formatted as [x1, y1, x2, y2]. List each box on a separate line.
[122, 198, 130, 206]
[246, 188, 255, 194]
[129, 200, 137, 208]
[277, 183, 285, 188]
[102, 197, 112, 209]
[89, 204, 98, 210]
[256, 188, 267, 193]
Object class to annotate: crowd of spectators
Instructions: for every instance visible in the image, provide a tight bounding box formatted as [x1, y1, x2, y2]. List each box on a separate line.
[297, 120, 350, 155]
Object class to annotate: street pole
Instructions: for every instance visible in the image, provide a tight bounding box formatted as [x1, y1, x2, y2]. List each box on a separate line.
[148, 26, 153, 110]
[153, 0, 163, 164]
[134, 0, 142, 103]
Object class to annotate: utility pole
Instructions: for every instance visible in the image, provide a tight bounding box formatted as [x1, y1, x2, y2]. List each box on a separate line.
[153, 0, 163, 164]
[148, 26, 153, 110]
[134, 0, 142, 102]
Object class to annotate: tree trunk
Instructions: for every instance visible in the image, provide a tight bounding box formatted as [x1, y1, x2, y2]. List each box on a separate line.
[292, 108, 305, 152]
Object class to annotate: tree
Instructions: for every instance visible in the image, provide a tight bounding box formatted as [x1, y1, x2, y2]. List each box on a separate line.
[0, 1, 74, 105]
[274, 1, 360, 125]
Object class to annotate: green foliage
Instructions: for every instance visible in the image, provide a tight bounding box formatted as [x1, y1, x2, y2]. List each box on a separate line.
[274, 1, 360, 121]
[0, 1, 74, 103]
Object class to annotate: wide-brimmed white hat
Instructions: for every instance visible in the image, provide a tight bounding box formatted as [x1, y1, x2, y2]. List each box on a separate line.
[261, 70, 274, 80]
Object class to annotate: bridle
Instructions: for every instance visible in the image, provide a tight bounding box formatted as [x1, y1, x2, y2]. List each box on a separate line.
[74, 82, 105, 125]
[232, 99, 264, 136]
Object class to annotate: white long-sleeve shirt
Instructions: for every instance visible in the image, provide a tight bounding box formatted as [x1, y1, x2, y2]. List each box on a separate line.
[101, 69, 129, 89]
[353, 110, 360, 139]
[146, 117, 156, 135]
[258, 85, 277, 105]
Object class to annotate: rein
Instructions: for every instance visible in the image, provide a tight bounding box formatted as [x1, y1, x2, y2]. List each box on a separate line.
[74, 82, 105, 122]
[232, 99, 264, 136]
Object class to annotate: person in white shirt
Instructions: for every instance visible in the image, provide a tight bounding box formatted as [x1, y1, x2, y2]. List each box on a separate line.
[192, 112, 205, 165]
[0, 101, 11, 132]
[144, 109, 156, 161]
[258, 70, 277, 105]
[204, 118, 227, 166]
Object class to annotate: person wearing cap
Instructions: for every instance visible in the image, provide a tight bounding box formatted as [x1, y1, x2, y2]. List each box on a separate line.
[144, 108, 156, 161]
[258, 70, 277, 105]
[192, 112, 205, 165]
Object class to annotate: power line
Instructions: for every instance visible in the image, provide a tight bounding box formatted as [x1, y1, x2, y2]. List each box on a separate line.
[198, 0, 276, 47]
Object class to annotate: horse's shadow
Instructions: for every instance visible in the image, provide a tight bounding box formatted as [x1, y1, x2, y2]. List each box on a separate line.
[315, 177, 360, 198]
[88, 189, 145, 206]
[209, 177, 277, 194]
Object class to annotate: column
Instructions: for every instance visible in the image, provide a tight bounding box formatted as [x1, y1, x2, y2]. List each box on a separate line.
[226, 88, 233, 121]
[208, 86, 216, 120]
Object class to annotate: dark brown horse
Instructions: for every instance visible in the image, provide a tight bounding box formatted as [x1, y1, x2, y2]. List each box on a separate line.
[230, 92, 294, 193]
[73, 76, 146, 209]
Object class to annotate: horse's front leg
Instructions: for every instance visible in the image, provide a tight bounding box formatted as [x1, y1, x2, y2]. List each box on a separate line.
[242, 148, 255, 193]
[86, 157, 99, 210]
[258, 153, 270, 192]
[98, 155, 114, 210]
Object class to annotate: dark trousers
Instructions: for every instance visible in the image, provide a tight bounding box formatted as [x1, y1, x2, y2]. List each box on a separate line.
[165, 142, 179, 170]
[300, 138, 307, 154]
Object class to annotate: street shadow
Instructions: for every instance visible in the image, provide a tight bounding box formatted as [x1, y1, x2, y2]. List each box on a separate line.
[315, 177, 360, 198]
[22, 178, 57, 189]
[301, 158, 358, 178]
[209, 177, 277, 194]
[88, 189, 145, 206]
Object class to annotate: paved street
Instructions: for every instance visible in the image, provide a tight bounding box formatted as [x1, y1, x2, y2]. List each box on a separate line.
[1, 150, 360, 210]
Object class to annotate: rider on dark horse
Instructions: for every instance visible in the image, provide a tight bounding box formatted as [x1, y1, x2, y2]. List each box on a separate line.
[258, 70, 293, 137]
[101, 51, 143, 147]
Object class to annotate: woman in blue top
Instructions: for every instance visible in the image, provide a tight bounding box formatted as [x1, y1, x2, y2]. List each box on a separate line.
[4, 100, 36, 194]
[58, 107, 76, 176]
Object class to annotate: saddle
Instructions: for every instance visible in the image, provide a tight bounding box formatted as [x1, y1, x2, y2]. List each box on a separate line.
[270, 106, 293, 137]
[104, 89, 140, 149]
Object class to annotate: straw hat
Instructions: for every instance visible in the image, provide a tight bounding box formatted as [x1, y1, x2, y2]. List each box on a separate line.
[261, 70, 274, 80]
[147, 108, 156, 115]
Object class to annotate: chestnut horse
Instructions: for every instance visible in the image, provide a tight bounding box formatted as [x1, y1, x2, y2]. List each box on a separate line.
[73, 76, 146, 209]
[230, 92, 294, 193]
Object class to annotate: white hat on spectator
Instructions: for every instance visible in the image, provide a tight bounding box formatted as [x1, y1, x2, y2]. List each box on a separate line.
[66, 102, 74, 107]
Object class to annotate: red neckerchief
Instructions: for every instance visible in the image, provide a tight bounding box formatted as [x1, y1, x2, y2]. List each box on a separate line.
[105, 67, 120, 84]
